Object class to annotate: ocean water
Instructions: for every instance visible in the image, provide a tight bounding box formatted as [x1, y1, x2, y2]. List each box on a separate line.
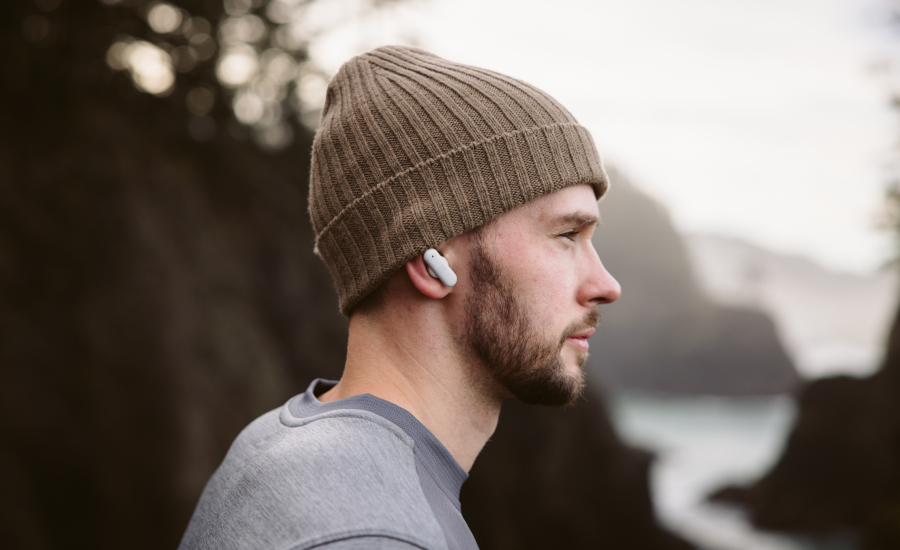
[608, 392, 858, 550]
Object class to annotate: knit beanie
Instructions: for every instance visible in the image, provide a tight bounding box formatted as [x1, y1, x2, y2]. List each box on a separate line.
[309, 46, 609, 315]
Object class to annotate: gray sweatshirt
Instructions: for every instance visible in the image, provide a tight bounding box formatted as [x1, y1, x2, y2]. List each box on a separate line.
[178, 379, 479, 550]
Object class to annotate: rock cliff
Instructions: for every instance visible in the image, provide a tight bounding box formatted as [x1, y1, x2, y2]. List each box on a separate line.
[711, 304, 900, 548]
[588, 170, 799, 395]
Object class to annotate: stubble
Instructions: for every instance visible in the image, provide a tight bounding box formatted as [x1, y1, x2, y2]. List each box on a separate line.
[463, 235, 600, 407]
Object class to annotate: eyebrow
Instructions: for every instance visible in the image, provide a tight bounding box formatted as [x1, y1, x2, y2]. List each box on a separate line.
[552, 212, 600, 228]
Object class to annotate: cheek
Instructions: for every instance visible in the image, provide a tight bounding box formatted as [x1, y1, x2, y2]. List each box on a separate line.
[532, 257, 586, 330]
[495, 238, 574, 321]
[493, 233, 551, 290]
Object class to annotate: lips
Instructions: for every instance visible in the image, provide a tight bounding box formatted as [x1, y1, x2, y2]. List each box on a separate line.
[565, 328, 594, 352]
[562, 310, 600, 352]
[568, 328, 595, 340]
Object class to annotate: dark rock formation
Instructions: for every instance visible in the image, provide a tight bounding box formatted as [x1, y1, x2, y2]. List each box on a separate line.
[463, 390, 693, 550]
[710, 304, 900, 548]
[0, 2, 688, 549]
[588, 170, 799, 395]
[0, 44, 347, 550]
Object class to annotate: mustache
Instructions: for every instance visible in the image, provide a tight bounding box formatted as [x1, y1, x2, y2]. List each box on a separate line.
[559, 308, 601, 345]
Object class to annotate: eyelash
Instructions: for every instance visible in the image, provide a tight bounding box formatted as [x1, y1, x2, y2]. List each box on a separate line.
[558, 230, 580, 241]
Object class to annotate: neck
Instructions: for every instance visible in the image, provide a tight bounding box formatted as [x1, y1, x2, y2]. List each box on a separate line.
[319, 297, 501, 472]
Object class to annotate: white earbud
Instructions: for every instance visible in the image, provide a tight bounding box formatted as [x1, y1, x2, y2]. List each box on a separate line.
[423, 248, 457, 287]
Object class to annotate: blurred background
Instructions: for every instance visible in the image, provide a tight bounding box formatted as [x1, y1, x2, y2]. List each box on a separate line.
[1, 0, 899, 549]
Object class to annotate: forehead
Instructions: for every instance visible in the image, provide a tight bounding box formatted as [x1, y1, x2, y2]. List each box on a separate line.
[497, 184, 600, 227]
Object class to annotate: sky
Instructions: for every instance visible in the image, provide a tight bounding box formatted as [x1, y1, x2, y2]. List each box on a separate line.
[308, 0, 900, 275]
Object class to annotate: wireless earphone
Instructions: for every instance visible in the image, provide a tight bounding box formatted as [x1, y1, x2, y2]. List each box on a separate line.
[423, 248, 457, 287]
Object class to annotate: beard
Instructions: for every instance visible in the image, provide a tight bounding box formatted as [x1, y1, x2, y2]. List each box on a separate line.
[462, 235, 600, 407]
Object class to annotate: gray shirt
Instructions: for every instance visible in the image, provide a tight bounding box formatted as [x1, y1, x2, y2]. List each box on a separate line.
[179, 379, 479, 550]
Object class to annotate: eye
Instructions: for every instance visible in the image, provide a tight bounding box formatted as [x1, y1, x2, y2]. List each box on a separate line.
[558, 230, 579, 242]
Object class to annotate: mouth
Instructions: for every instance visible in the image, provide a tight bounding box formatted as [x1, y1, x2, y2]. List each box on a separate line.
[565, 328, 595, 352]
[560, 309, 600, 354]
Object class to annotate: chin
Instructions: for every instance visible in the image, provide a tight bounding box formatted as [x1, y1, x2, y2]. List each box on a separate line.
[561, 349, 588, 372]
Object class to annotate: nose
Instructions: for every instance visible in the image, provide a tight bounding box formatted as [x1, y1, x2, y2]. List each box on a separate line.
[582, 248, 621, 306]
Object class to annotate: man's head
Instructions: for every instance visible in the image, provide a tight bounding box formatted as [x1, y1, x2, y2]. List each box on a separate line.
[308, 46, 619, 405]
[308, 46, 608, 315]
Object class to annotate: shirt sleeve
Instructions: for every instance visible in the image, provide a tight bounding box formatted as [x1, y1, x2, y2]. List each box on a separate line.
[312, 536, 429, 549]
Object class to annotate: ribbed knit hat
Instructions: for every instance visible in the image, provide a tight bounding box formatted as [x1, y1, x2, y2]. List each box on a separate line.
[309, 46, 609, 315]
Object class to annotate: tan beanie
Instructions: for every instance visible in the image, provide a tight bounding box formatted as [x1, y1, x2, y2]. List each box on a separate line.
[309, 46, 609, 315]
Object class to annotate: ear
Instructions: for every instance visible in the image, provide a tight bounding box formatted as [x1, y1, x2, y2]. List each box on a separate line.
[406, 253, 454, 300]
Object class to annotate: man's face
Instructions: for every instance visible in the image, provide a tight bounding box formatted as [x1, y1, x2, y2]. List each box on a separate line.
[459, 184, 621, 406]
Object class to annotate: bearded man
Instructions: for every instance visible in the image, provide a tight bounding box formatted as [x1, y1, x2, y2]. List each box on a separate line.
[179, 45, 620, 550]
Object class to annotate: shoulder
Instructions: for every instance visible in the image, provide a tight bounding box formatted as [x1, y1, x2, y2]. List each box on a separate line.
[179, 405, 447, 550]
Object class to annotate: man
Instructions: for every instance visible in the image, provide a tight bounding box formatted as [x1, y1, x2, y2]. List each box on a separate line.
[179, 45, 620, 550]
